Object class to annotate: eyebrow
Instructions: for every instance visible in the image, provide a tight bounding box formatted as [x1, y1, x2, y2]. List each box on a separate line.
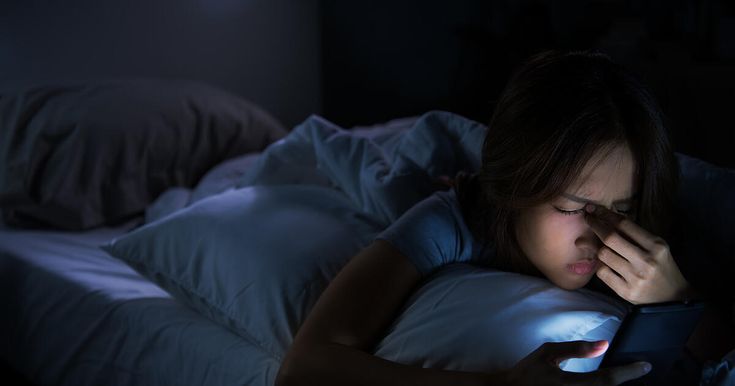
[561, 193, 636, 206]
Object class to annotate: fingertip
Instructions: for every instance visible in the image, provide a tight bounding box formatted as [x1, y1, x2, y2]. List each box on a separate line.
[593, 340, 609, 351]
[639, 362, 652, 374]
[595, 265, 608, 277]
[585, 203, 596, 213]
[595, 263, 606, 273]
[587, 340, 609, 357]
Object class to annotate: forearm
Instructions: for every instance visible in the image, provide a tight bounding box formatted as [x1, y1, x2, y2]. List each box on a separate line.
[276, 342, 505, 386]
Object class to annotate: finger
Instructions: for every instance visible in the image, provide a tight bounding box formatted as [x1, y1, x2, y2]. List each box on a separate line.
[585, 214, 647, 263]
[590, 362, 652, 385]
[584, 203, 626, 225]
[596, 265, 628, 295]
[597, 246, 633, 279]
[535, 340, 609, 364]
[585, 204, 658, 251]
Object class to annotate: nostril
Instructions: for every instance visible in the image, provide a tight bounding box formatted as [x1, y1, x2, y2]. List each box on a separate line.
[575, 235, 603, 252]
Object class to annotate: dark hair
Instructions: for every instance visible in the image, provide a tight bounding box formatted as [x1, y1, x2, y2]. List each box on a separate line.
[455, 50, 679, 275]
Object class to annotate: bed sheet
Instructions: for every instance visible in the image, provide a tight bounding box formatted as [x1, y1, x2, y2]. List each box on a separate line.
[0, 220, 280, 386]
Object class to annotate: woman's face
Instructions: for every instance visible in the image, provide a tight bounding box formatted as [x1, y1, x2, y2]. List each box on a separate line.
[515, 144, 637, 290]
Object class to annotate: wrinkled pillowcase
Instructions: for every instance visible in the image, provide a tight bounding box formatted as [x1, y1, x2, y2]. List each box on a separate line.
[104, 185, 626, 370]
[0, 79, 287, 230]
[104, 186, 382, 360]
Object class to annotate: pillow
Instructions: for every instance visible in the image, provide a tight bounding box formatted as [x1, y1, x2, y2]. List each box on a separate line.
[103, 185, 382, 360]
[373, 264, 626, 373]
[0, 79, 287, 230]
[190, 152, 263, 204]
[143, 187, 192, 224]
[104, 185, 626, 370]
[143, 152, 263, 224]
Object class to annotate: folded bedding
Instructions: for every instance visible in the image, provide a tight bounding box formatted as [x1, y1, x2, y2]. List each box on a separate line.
[144, 115, 420, 223]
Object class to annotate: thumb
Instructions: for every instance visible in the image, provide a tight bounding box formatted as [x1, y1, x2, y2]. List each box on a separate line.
[537, 340, 609, 365]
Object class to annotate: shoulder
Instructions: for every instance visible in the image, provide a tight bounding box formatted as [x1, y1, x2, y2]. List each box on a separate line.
[402, 189, 464, 227]
[376, 189, 476, 276]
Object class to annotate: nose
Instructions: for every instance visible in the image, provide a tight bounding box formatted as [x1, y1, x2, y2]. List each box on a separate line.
[574, 226, 603, 258]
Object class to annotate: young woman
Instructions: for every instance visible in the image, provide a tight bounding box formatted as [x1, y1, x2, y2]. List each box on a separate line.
[275, 50, 696, 386]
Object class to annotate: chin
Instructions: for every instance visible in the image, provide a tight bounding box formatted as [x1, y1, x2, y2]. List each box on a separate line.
[550, 275, 592, 290]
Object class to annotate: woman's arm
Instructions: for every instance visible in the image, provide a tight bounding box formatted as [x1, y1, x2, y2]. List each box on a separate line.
[275, 240, 650, 386]
[275, 239, 495, 386]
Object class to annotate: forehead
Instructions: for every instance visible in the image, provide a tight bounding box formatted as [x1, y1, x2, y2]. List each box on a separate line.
[569, 145, 637, 200]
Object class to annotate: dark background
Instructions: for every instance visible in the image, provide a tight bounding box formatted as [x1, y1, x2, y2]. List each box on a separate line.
[1, 0, 733, 168]
[0, 1, 732, 384]
[322, 0, 735, 169]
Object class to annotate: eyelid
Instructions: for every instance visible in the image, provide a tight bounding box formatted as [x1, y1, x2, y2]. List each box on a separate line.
[553, 206, 585, 216]
[553, 204, 630, 216]
[557, 196, 634, 209]
[552, 200, 585, 210]
[556, 206, 584, 211]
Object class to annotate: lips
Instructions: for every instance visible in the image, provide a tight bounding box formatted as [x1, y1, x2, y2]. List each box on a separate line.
[566, 259, 599, 275]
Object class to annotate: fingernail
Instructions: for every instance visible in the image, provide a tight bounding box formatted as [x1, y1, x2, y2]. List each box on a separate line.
[585, 204, 596, 213]
[593, 340, 608, 350]
[641, 362, 652, 374]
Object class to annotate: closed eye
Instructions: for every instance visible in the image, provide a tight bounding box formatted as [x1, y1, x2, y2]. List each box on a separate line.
[553, 206, 585, 216]
[554, 205, 633, 217]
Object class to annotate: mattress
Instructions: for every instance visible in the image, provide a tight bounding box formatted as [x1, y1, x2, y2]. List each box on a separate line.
[0, 219, 280, 386]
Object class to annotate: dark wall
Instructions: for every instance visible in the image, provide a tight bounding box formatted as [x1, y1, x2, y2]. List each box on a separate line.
[0, 0, 321, 128]
[1, 0, 732, 167]
[322, 0, 735, 168]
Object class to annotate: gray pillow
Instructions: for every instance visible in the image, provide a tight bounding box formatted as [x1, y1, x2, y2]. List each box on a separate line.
[0, 79, 287, 230]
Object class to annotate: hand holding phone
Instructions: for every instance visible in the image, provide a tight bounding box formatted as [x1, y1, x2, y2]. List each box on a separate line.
[600, 300, 705, 385]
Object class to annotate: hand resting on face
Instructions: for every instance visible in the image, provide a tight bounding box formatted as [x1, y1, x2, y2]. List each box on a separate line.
[584, 204, 694, 305]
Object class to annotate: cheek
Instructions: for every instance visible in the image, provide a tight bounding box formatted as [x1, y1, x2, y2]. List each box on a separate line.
[532, 214, 580, 249]
[549, 213, 588, 233]
[519, 211, 596, 289]
[517, 210, 587, 263]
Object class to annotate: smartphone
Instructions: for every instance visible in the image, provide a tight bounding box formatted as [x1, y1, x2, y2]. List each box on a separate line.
[599, 300, 705, 385]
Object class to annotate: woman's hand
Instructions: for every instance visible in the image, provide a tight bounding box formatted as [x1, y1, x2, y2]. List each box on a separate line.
[503, 340, 650, 385]
[584, 204, 692, 304]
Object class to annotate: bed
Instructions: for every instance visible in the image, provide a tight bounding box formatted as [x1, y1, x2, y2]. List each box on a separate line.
[1, 79, 734, 386]
[0, 219, 280, 385]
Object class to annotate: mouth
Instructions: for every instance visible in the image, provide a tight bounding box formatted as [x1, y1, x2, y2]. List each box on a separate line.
[566, 259, 599, 275]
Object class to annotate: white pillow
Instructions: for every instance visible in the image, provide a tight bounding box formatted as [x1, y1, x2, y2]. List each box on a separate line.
[104, 186, 381, 360]
[374, 264, 626, 373]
